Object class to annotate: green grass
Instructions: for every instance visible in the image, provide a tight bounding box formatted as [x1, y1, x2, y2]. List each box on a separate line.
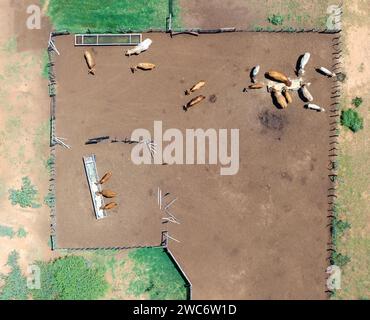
[1, 36, 17, 54]
[128, 248, 187, 300]
[8, 177, 41, 209]
[0, 251, 29, 300]
[41, 50, 49, 79]
[46, 0, 173, 33]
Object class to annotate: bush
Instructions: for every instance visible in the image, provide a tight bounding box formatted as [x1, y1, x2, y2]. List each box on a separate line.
[32, 256, 108, 300]
[0, 251, 29, 300]
[8, 177, 41, 208]
[268, 14, 284, 25]
[45, 156, 55, 173]
[44, 192, 55, 208]
[17, 227, 28, 238]
[351, 97, 363, 108]
[341, 109, 364, 132]
[0, 225, 15, 238]
[332, 219, 351, 246]
[331, 252, 351, 267]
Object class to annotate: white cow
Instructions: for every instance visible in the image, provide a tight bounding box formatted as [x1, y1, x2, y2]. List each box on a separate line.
[297, 52, 311, 76]
[318, 66, 336, 77]
[125, 38, 153, 56]
[305, 103, 325, 112]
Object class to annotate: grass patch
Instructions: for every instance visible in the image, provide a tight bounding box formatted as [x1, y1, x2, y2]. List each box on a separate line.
[0, 251, 29, 300]
[128, 248, 187, 300]
[41, 50, 49, 79]
[46, 0, 172, 33]
[8, 177, 41, 209]
[341, 109, 364, 132]
[1, 37, 17, 54]
[32, 255, 108, 300]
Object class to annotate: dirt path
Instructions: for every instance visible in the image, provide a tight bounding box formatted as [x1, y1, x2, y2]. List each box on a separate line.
[0, 0, 57, 275]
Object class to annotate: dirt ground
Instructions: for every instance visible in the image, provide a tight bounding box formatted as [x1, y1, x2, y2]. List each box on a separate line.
[178, 0, 331, 30]
[54, 32, 334, 299]
[0, 0, 57, 276]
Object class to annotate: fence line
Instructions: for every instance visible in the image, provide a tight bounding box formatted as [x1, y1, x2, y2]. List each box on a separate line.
[325, 6, 344, 296]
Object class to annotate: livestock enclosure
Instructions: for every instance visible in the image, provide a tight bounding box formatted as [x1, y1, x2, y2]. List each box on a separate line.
[50, 31, 341, 299]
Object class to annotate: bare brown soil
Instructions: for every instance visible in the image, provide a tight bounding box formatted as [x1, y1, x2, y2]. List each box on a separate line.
[0, 0, 56, 275]
[54, 32, 334, 299]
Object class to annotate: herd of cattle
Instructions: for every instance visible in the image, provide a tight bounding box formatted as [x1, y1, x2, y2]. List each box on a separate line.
[95, 171, 118, 211]
[83, 37, 335, 113]
[248, 52, 336, 112]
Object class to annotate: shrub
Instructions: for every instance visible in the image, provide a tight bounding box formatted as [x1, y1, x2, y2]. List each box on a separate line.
[17, 227, 28, 238]
[0, 225, 15, 238]
[331, 252, 351, 267]
[45, 156, 55, 173]
[0, 251, 29, 300]
[341, 109, 364, 132]
[32, 256, 108, 300]
[351, 97, 363, 108]
[8, 177, 41, 208]
[44, 192, 55, 208]
[332, 219, 351, 246]
[268, 14, 284, 25]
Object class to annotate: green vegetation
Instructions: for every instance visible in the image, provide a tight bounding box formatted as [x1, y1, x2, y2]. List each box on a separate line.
[32, 256, 108, 300]
[268, 14, 284, 25]
[330, 252, 351, 267]
[44, 192, 55, 208]
[128, 248, 187, 300]
[1, 36, 17, 54]
[351, 96, 363, 108]
[41, 50, 49, 79]
[45, 156, 55, 173]
[0, 225, 15, 238]
[46, 0, 173, 33]
[341, 109, 364, 132]
[0, 251, 29, 300]
[8, 177, 41, 208]
[0, 225, 28, 239]
[17, 227, 28, 238]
